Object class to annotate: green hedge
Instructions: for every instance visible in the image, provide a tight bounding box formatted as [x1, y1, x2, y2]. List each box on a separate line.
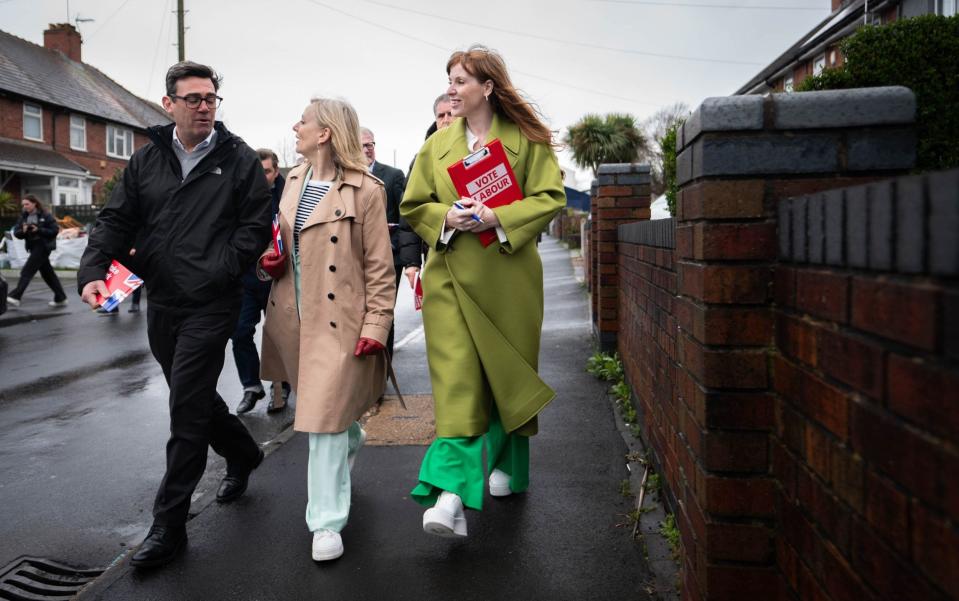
[798, 14, 959, 170]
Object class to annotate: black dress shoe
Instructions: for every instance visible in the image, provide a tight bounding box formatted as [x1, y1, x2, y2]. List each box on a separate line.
[216, 448, 265, 503]
[130, 524, 187, 568]
[236, 389, 265, 414]
[266, 384, 290, 413]
[128, 303, 140, 313]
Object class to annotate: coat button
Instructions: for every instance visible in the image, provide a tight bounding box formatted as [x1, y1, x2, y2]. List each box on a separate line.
[329, 265, 336, 272]
[330, 321, 337, 328]
[334, 209, 342, 216]
[327, 292, 335, 300]
[499, 247, 507, 254]
[331, 236, 338, 243]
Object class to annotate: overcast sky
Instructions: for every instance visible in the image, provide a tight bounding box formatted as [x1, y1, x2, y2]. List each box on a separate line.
[1, 0, 829, 189]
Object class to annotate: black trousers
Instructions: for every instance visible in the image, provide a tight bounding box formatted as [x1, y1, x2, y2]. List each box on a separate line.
[10, 245, 66, 301]
[147, 304, 261, 527]
[386, 265, 403, 358]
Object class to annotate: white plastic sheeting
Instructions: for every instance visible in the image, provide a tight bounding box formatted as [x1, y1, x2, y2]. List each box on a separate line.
[0, 234, 87, 269]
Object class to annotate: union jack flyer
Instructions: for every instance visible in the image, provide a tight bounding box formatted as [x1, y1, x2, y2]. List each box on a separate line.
[413, 271, 423, 311]
[273, 215, 284, 255]
[94, 260, 144, 311]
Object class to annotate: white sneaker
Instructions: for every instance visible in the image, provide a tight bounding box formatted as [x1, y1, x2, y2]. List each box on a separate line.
[48, 299, 68, 307]
[6, 296, 20, 307]
[311, 529, 343, 561]
[422, 491, 467, 538]
[347, 427, 367, 472]
[489, 469, 513, 497]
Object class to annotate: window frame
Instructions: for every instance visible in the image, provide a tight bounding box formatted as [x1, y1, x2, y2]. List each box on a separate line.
[69, 115, 87, 151]
[940, 0, 957, 16]
[784, 75, 794, 93]
[813, 54, 827, 76]
[23, 103, 43, 142]
[106, 124, 135, 159]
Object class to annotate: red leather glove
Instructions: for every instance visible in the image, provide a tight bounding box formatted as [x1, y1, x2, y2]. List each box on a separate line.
[259, 250, 287, 280]
[354, 337, 385, 357]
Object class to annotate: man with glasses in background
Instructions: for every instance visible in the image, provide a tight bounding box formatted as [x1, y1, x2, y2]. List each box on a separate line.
[78, 61, 271, 569]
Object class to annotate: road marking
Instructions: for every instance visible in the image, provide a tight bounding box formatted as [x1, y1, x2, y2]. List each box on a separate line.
[394, 324, 425, 350]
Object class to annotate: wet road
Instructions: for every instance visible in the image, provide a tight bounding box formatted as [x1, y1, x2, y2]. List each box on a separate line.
[0, 275, 425, 572]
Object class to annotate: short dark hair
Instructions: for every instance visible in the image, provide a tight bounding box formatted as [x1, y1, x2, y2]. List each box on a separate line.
[257, 148, 279, 169]
[165, 61, 221, 97]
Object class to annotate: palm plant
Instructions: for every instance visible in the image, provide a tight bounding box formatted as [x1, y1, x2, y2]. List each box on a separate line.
[565, 113, 646, 176]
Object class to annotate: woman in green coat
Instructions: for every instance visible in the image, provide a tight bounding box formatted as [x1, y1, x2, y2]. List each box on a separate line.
[400, 45, 566, 538]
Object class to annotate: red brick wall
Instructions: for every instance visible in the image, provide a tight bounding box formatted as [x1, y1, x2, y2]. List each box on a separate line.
[599, 89, 945, 600]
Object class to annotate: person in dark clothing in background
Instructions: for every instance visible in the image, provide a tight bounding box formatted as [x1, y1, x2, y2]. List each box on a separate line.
[6, 194, 68, 308]
[360, 126, 407, 359]
[233, 148, 291, 414]
[396, 94, 455, 290]
[78, 61, 271, 569]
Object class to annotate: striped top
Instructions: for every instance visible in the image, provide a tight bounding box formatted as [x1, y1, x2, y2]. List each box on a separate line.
[294, 180, 332, 254]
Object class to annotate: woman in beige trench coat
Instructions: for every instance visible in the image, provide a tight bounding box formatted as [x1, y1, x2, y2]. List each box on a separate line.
[257, 98, 395, 562]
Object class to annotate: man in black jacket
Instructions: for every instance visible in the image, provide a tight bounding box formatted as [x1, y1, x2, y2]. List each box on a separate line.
[360, 126, 406, 358]
[78, 62, 271, 569]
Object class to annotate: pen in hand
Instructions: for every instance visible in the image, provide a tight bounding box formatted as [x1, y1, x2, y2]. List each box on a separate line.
[453, 201, 484, 223]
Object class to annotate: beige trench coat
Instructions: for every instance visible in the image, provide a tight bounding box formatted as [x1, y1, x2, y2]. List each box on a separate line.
[260, 163, 395, 433]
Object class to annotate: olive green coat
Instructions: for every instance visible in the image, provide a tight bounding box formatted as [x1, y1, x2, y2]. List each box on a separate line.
[260, 163, 395, 433]
[400, 114, 566, 437]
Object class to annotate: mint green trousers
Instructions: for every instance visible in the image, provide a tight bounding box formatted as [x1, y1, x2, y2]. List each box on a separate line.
[306, 422, 364, 533]
[411, 406, 529, 511]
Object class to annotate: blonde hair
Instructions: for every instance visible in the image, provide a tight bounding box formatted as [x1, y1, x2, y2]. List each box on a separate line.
[307, 97, 369, 178]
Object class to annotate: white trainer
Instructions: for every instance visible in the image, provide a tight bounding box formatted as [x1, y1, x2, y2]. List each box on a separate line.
[489, 469, 513, 497]
[347, 427, 367, 472]
[7, 296, 20, 307]
[48, 299, 68, 307]
[422, 491, 467, 538]
[311, 529, 344, 561]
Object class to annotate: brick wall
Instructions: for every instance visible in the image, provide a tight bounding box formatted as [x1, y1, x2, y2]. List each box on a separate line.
[775, 170, 959, 601]
[589, 164, 651, 351]
[596, 86, 958, 600]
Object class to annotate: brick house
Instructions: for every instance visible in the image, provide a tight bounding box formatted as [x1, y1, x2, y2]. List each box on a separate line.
[737, 0, 956, 95]
[0, 23, 171, 210]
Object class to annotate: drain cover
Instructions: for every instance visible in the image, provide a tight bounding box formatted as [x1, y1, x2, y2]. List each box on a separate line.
[0, 557, 104, 600]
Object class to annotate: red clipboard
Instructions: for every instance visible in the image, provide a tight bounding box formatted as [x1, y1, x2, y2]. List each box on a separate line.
[447, 138, 522, 247]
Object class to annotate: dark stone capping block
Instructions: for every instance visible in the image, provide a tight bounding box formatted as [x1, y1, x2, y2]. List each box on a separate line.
[618, 173, 652, 185]
[896, 175, 926, 274]
[868, 181, 894, 271]
[791, 197, 808, 263]
[846, 184, 869, 268]
[778, 200, 792, 259]
[690, 134, 839, 182]
[846, 128, 917, 172]
[597, 175, 616, 185]
[824, 188, 845, 266]
[928, 169, 959, 276]
[677, 147, 693, 186]
[619, 219, 676, 249]
[771, 86, 916, 130]
[808, 194, 825, 264]
[681, 95, 764, 150]
[597, 163, 651, 176]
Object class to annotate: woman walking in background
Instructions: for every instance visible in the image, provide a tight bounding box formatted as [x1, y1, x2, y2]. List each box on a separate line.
[401, 45, 566, 538]
[6, 194, 68, 308]
[257, 97, 395, 561]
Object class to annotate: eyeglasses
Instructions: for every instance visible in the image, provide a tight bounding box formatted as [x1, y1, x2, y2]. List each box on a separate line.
[362, 142, 376, 150]
[169, 94, 222, 109]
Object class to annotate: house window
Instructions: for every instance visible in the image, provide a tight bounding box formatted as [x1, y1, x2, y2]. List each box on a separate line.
[70, 115, 86, 151]
[813, 54, 827, 76]
[784, 75, 794, 93]
[23, 103, 43, 141]
[106, 125, 134, 159]
[55, 176, 87, 206]
[941, 0, 957, 16]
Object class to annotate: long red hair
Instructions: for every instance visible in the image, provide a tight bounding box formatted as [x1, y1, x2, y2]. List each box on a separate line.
[447, 45, 555, 148]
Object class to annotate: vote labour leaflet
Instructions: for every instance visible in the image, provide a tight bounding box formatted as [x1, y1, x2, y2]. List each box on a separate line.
[94, 260, 144, 311]
[447, 138, 523, 247]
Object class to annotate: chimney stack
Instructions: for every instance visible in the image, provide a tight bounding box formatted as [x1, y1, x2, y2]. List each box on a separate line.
[43, 23, 82, 63]
[831, 0, 848, 11]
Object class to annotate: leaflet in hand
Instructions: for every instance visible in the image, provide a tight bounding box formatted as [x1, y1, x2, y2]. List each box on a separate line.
[413, 271, 423, 312]
[94, 260, 143, 311]
[446, 138, 522, 247]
